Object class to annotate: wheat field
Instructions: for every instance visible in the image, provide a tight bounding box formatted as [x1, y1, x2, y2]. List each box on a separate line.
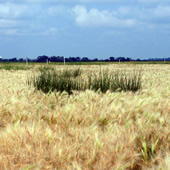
[0, 64, 169, 169]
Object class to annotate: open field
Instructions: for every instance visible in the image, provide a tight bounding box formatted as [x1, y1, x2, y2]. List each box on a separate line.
[0, 64, 169, 169]
[0, 61, 170, 68]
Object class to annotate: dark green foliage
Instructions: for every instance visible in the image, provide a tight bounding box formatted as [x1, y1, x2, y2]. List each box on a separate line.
[112, 70, 142, 92]
[27, 68, 84, 94]
[28, 67, 142, 94]
[72, 67, 81, 77]
[88, 70, 142, 93]
[88, 70, 111, 93]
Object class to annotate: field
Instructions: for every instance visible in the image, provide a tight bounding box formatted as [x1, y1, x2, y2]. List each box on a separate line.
[0, 63, 169, 169]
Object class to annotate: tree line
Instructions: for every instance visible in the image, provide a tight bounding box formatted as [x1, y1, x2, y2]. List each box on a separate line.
[0, 55, 169, 62]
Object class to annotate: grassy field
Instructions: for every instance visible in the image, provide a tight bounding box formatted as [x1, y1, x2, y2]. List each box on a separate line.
[0, 61, 170, 67]
[0, 64, 169, 169]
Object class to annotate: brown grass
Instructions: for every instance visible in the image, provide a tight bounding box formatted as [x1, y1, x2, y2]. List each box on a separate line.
[0, 64, 169, 169]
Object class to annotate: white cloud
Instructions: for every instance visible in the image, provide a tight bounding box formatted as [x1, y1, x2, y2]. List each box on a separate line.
[0, 1, 169, 37]
[47, 5, 69, 16]
[2, 0, 170, 4]
[72, 5, 136, 27]
[0, 3, 28, 18]
[42, 27, 58, 35]
[0, 2, 41, 19]
[0, 27, 59, 36]
[152, 5, 170, 17]
[0, 19, 18, 28]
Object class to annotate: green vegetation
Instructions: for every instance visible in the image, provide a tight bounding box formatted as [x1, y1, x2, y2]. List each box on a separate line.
[0, 65, 32, 70]
[88, 70, 142, 93]
[35, 61, 170, 65]
[27, 68, 83, 94]
[28, 67, 142, 94]
[0, 61, 169, 67]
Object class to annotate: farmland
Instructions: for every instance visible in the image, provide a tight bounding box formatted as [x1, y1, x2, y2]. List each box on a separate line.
[0, 63, 169, 169]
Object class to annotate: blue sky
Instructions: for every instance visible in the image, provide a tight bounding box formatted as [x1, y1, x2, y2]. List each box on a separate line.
[0, 0, 170, 59]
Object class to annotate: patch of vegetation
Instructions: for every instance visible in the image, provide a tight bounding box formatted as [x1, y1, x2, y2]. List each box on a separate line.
[37, 66, 55, 72]
[0, 65, 32, 70]
[88, 70, 142, 93]
[28, 67, 142, 94]
[27, 68, 84, 94]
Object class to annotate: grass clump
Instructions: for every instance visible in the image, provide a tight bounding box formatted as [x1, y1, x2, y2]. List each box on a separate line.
[111, 70, 142, 92]
[28, 68, 84, 94]
[88, 70, 142, 93]
[37, 66, 81, 78]
[28, 67, 142, 94]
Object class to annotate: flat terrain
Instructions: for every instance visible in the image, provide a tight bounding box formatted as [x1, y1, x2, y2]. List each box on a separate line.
[0, 64, 169, 169]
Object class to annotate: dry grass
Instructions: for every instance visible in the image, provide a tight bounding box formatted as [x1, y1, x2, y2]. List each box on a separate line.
[0, 64, 169, 169]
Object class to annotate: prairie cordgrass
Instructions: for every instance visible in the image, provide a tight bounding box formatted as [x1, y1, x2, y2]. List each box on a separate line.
[28, 67, 142, 94]
[0, 64, 169, 169]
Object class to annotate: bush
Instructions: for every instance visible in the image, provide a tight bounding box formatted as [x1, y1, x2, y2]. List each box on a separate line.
[28, 68, 142, 94]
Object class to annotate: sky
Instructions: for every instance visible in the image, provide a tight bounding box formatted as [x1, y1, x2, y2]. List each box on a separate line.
[0, 0, 170, 59]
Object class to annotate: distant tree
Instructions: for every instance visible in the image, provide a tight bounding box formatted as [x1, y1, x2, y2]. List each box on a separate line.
[116, 57, 126, 62]
[75, 57, 81, 62]
[93, 58, 98, 62]
[18, 58, 24, 62]
[81, 57, 90, 62]
[57, 56, 64, 62]
[9, 58, 17, 62]
[68, 57, 77, 62]
[36, 55, 49, 62]
[50, 56, 58, 62]
[126, 57, 132, 61]
[109, 57, 115, 61]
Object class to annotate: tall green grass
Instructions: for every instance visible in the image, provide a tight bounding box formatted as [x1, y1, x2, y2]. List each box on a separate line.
[27, 68, 84, 94]
[28, 67, 142, 94]
[88, 70, 142, 93]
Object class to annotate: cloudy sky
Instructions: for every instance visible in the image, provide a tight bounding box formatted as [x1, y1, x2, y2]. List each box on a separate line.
[0, 0, 170, 59]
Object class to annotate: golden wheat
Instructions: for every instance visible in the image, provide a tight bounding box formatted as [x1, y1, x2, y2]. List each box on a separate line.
[0, 64, 169, 169]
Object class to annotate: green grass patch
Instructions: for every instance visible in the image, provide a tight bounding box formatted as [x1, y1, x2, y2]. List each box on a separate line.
[0, 65, 32, 70]
[28, 67, 142, 94]
[27, 68, 84, 94]
[88, 70, 142, 93]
